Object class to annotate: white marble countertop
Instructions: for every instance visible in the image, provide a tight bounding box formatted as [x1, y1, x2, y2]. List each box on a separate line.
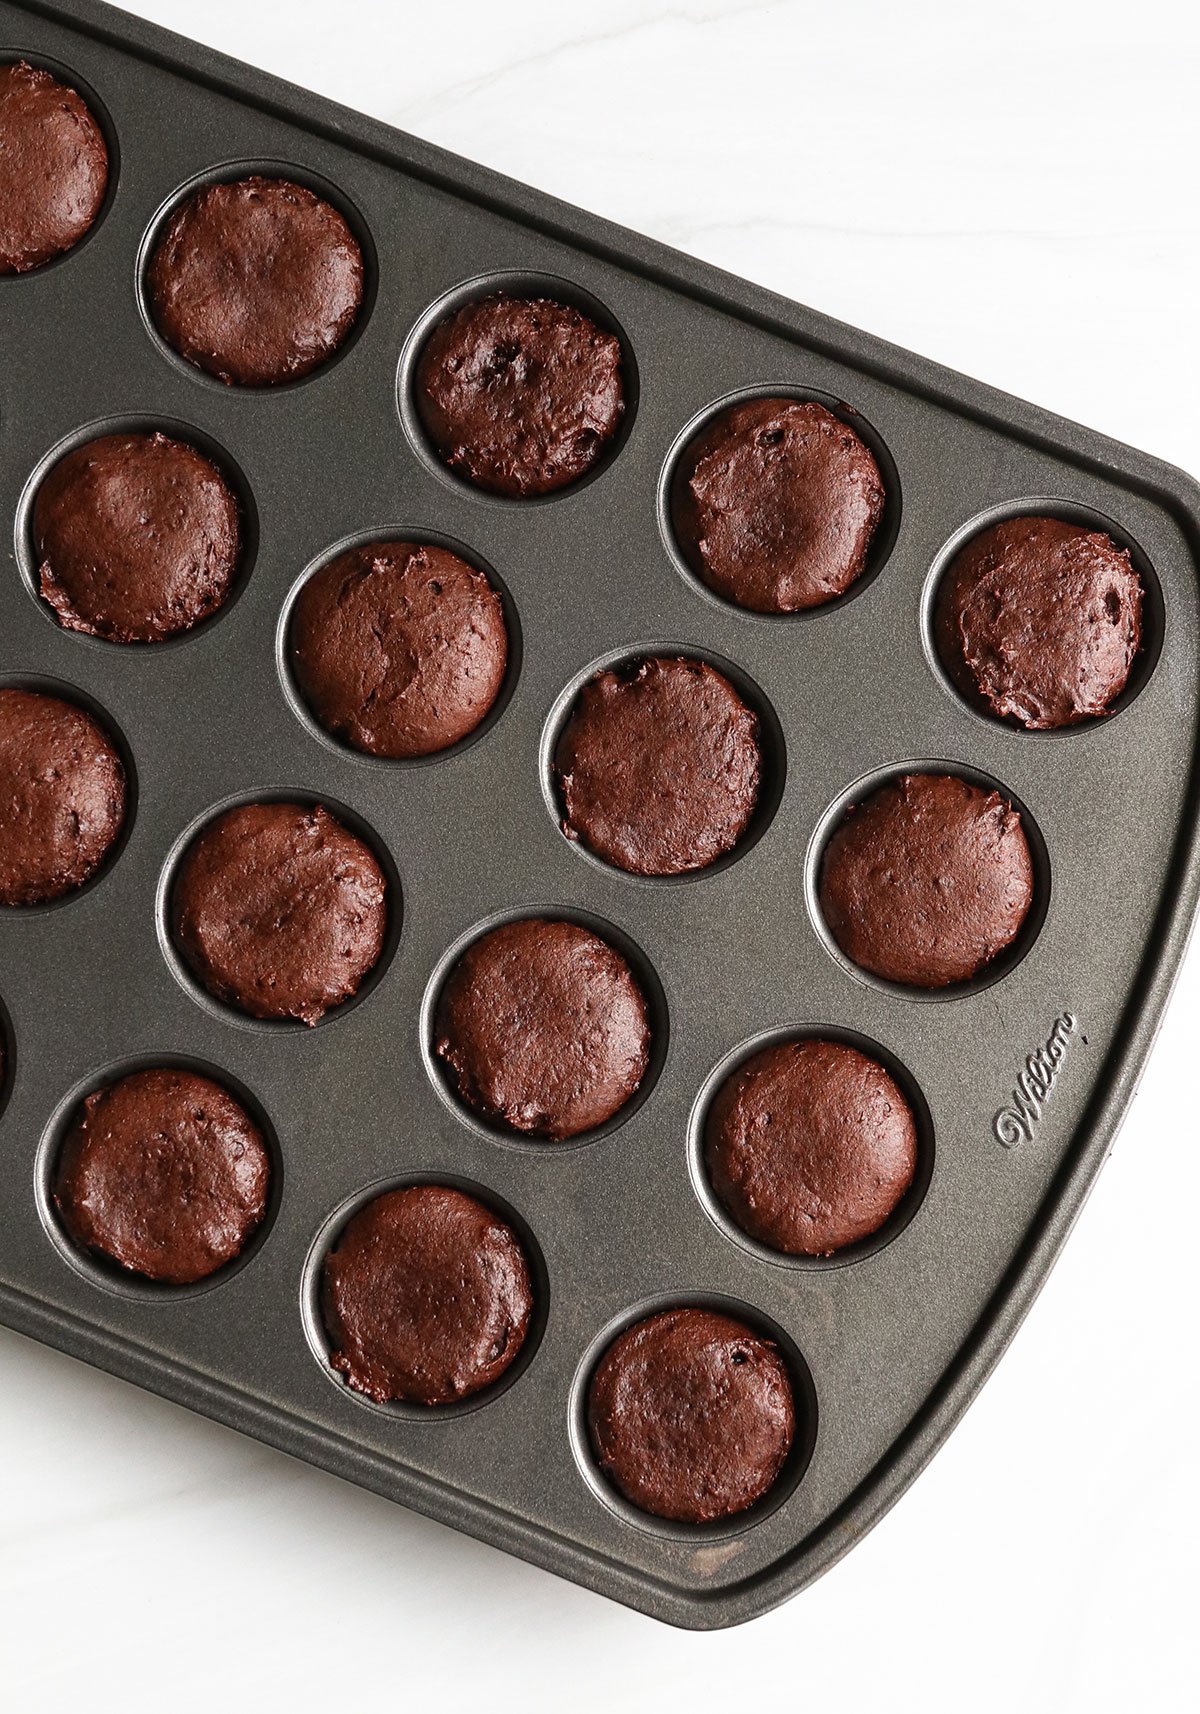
[2, 2, 1197, 1708]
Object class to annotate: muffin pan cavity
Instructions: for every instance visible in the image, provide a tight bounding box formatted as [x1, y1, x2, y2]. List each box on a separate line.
[2, 0, 1199, 1634]
[135, 159, 378, 390]
[0, 50, 119, 273]
[922, 497, 1164, 734]
[660, 384, 902, 619]
[539, 642, 787, 885]
[35, 1054, 283, 1302]
[277, 526, 522, 767]
[398, 269, 640, 503]
[568, 1292, 818, 1543]
[156, 788, 402, 1033]
[15, 414, 258, 647]
[688, 1025, 935, 1271]
[301, 1173, 550, 1420]
[420, 904, 670, 1150]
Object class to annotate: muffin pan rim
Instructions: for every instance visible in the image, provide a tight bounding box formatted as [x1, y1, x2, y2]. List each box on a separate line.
[1, 0, 1199, 1633]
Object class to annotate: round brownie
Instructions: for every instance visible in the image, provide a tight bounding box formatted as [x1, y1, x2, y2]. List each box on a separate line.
[435, 917, 650, 1139]
[416, 292, 625, 496]
[555, 656, 762, 876]
[0, 60, 108, 273]
[34, 431, 241, 643]
[291, 540, 508, 758]
[172, 801, 388, 1024]
[706, 1038, 918, 1255]
[0, 687, 126, 905]
[938, 515, 1144, 729]
[147, 176, 363, 386]
[819, 772, 1035, 988]
[676, 397, 886, 613]
[322, 1184, 534, 1406]
[588, 1307, 796, 1523]
[54, 1067, 271, 1285]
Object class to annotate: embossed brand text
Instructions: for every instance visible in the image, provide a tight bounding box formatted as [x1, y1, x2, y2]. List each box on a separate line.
[993, 1013, 1077, 1147]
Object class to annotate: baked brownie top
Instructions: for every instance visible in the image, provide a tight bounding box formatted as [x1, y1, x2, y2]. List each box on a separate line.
[0, 687, 126, 906]
[819, 772, 1035, 988]
[676, 397, 885, 612]
[416, 293, 624, 496]
[290, 540, 508, 757]
[435, 917, 650, 1139]
[706, 1038, 918, 1255]
[54, 1067, 271, 1285]
[322, 1183, 534, 1406]
[555, 656, 762, 876]
[588, 1307, 796, 1523]
[147, 176, 363, 385]
[172, 801, 388, 1024]
[938, 515, 1144, 729]
[0, 61, 108, 273]
[35, 430, 241, 643]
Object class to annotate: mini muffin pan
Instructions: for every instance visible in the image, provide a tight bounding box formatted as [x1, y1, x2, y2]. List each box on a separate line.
[2, 0, 1199, 1629]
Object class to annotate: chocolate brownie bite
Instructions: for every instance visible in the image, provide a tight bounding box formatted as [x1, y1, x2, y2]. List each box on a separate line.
[291, 541, 508, 758]
[0, 61, 109, 273]
[819, 772, 1035, 988]
[322, 1184, 534, 1406]
[0, 688, 126, 905]
[706, 1039, 918, 1256]
[937, 515, 1145, 729]
[416, 293, 625, 496]
[556, 656, 762, 876]
[34, 431, 241, 642]
[172, 801, 388, 1024]
[676, 397, 886, 613]
[54, 1068, 271, 1285]
[147, 176, 363, 385]
[435, 917, 650, 1139]
[588, 1308, 796, 1523]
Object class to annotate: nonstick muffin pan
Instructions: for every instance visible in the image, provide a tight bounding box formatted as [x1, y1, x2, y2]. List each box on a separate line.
[3, 0, 1200, 1629]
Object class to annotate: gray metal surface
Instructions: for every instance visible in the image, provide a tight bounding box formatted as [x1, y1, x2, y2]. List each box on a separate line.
[2, 0, 1198, 1630]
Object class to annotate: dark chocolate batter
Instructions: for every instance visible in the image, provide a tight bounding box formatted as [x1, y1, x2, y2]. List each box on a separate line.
[291, 540, 508, 757]
[54, 1067, 271, 1285]
[35, 430, 242, 642]
[172, 801, 388, 1024]
[0, 687, 126, 905]
[147, 176, 363, 385]
[938, 515, 1144, 729]
[435, 916, 650, 1139]
[676, 397, 885, 612]
[322, 1183, 534, 1406]
[588, 1307, 796, 1523]
[706, 1038, 918, 1255]
[819, 772, 1035, 988]
[0, 60, 108, 273]
[416, 292, 625, 496]
[555, 655, 762, 876]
